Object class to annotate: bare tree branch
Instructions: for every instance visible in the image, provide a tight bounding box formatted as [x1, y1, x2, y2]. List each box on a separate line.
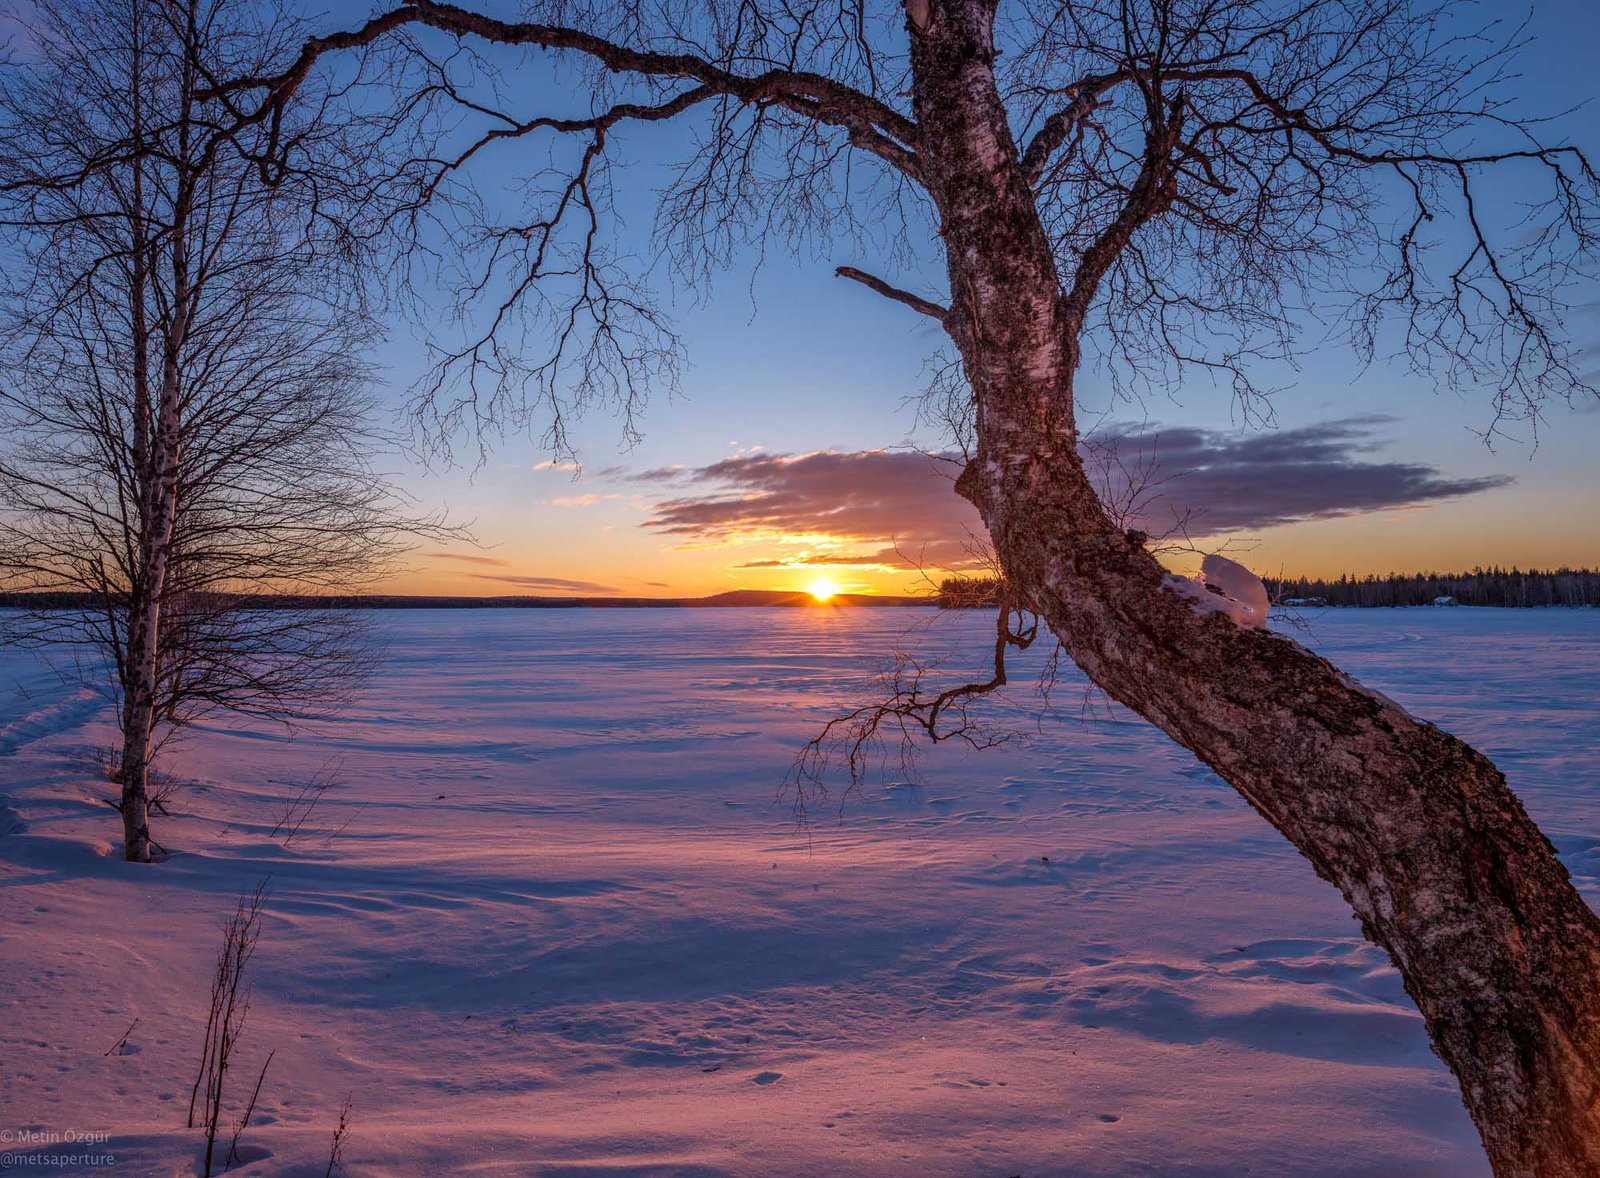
[204, 1, 921, 182]
[835, 264, 949, 322]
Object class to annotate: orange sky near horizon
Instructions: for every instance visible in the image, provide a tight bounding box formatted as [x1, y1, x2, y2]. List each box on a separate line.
[378, 448, 1600, 599]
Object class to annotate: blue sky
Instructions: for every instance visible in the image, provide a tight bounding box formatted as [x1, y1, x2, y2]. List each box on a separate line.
[364, 0, 1600, 596]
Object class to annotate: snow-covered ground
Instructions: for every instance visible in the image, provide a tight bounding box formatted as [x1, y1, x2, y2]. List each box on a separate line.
[1, 606, 1596, 1177]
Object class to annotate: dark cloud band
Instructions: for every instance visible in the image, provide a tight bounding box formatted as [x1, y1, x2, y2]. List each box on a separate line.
[1102, 418, 1510, 532]
[640, 419, 1510, 565]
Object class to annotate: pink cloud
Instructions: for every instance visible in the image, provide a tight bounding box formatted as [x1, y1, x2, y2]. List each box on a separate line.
[643, 450, 985, 570]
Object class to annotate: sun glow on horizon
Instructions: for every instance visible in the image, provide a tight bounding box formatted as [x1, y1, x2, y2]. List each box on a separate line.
[807, 576, 840, 602]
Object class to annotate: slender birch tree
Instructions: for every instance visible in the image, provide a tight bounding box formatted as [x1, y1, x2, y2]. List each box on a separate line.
[0, 0, 424, 861]
[205, 1, 1596, 1171]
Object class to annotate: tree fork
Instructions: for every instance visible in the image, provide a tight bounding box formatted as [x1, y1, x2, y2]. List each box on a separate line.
[908, 2, 1600, 1173]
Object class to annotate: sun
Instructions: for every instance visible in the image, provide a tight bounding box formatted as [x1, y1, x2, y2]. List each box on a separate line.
[807, 576, 839, 603]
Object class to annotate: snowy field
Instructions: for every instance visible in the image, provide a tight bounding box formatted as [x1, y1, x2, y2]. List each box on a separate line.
[1, 606, 1597, 1177]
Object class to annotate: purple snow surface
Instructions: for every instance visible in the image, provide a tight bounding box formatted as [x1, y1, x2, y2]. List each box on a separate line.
[2, 606, 1596, 1176]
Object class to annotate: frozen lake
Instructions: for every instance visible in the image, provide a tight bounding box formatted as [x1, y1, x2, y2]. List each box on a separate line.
[1, 606, 1597, 1175]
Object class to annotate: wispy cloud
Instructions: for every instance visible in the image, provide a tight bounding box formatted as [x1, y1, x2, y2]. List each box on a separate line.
[428, 552, 512, 567]
[469, 574, 617, 593]
[626, 465, 691, 483]
[734, 551, 907, 569]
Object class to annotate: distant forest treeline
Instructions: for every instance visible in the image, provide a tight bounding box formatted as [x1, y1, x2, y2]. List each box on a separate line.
[1265, 567, 1600, 608]
[939, 568, 1600, 608]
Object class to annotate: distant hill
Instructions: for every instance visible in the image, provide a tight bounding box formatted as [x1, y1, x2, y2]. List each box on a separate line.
[0, 589, 931, 610]
[697, 589, 927, 607]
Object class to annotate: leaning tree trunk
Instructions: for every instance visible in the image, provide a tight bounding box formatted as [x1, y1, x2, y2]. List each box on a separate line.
[907, 3, 1600, 1174]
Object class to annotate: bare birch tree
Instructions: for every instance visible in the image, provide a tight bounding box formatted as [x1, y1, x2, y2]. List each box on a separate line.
[206, 2, 1598, 1171]
[0, 0, 429, 861]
